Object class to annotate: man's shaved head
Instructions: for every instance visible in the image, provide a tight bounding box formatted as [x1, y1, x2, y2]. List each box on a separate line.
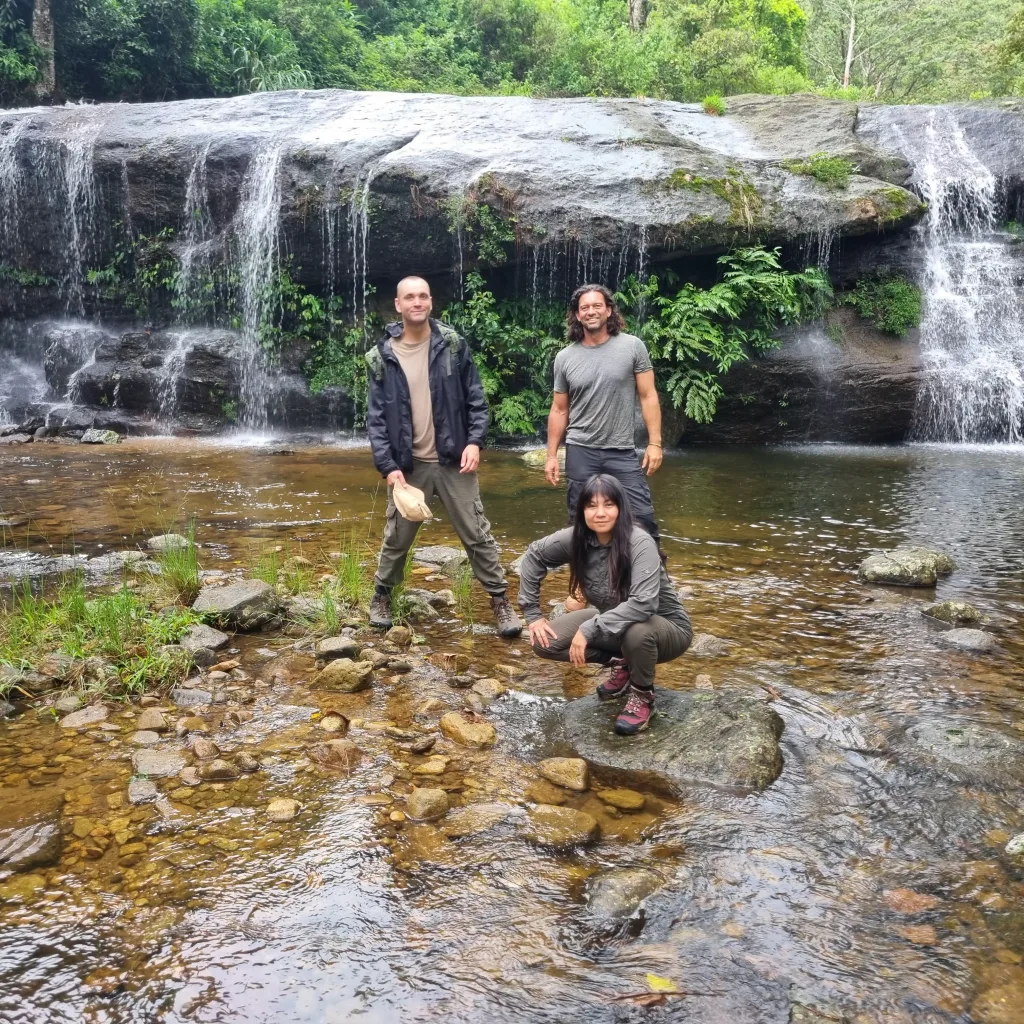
[396, 275, 431, 298]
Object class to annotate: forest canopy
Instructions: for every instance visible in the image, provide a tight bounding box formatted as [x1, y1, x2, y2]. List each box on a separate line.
[1, 0, 1021, 105]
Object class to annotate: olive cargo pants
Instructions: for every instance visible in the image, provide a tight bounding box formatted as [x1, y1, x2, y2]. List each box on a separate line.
[374, 460, 508, 596]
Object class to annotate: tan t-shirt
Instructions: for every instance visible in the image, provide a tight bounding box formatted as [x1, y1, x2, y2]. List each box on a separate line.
[392, 335, 438, 462]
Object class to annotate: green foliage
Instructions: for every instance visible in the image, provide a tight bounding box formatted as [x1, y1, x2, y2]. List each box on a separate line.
[841, 275, 922, 336]
[444, 188, 518, 268]
[783, 152, 854, 189]
[249, 545, 279, 586]
[702, 93, 727, 115]
[152, 520, 201, 604]
[0, 572, 198, 696]
[443, 271, 566, 436]
[87, 227, 180, 317]
[617, 246, 831, 422]
[667, 168, 765, 230]
[0, 264, 54, 287]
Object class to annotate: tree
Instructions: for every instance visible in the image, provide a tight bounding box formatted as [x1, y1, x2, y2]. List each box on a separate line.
[30, 0, 53, 97]
[629, 0, 647, 32]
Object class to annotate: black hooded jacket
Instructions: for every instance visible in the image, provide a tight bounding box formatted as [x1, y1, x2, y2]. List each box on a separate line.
[365, 319, 489, 477]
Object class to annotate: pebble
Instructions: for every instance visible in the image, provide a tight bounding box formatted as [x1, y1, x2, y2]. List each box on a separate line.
[136, 708, 168, 732]
[192, 738, 220, 760]
[598, 787, 646, 811]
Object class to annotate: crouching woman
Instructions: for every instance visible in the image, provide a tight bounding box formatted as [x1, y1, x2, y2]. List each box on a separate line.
[517, 474, 692, 735]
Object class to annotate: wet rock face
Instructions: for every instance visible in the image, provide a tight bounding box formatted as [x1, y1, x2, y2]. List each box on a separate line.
[0, 801, 63, 873]
[563, 690, 784, 794]
[584, 866, 665, 925]
[192, 580, 282, 631]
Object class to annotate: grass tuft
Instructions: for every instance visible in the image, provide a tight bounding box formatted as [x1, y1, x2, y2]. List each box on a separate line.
[783, 152, 854, 190]
[153, 519, 201, 604]
[702, 94, 726, 116]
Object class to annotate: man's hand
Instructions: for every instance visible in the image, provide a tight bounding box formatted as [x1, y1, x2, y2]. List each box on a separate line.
[460, 444, 480, 474]
[528, 617, 557, 649]
[641, 444, 663, 476]
[545, 454, 560, 486]
[387, 469, 407, 488]
[569, 629, 588, 667]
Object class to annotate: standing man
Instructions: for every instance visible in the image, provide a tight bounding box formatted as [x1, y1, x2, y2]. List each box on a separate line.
[366, 276, 523, 638]
[545, 283, 664, 541]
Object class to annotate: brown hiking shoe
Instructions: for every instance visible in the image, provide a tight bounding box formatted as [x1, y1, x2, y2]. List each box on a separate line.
[490, 594, 523, 638]
[369, 589, 394, 629]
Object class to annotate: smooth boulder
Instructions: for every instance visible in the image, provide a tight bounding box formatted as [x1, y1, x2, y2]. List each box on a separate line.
[192, 580, 282, 630]
[439, 711, 497, 748]
[858, 546, 955, 587]
[311, 658, 373, 692]
[537, 757, 589, 792]
[406, 787, 450, 822]
[0, 819, 62, 873]
[522, 805, 600, 849]
[937, 628, 998, 654]
[179, 623, 230, 655]
[562, 690, 784, 794]
[922, 600, 983, 626]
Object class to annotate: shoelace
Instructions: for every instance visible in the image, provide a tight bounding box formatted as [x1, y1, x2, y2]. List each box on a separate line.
[622, 692, 649, 716]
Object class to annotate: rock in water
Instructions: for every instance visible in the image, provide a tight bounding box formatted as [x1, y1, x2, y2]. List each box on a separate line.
[585, 867, 665, 924]
[0, 813, 63, 873]
[135, 708, 168, 732]
[311, 658, 374, 691]
[60, 704, 109, 729]
[199, 759, 239, 781]
[523, 805, 600, 849]
[440, 802, 513, 838]
[921, 600, 983, 626]
[192, 580, 282, 631]
[937, 628, 999, 653]
[562, 690, 784, 793]
[858, 546, 956, 587]
[315, 636, 360, 660]
[537, 757, 590, 791]
[132, 749, 186, 778]
[1005, 834, 1024, 858]
[267, 798, 301, 822]
[81, 428, 120, 444]
[310, 739, 362, 770]
[439, 711, 497, 748]
[689, 633, 733, 657]
[147, 533, 188, 552]
[406, 787, 449, 821]
[179, 623, 230, 654]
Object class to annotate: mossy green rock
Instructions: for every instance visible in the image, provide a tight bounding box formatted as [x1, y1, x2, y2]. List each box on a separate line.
[922, 600, 982, 626]
[858, 546, 955, 587]
[562, 690, 784, 794]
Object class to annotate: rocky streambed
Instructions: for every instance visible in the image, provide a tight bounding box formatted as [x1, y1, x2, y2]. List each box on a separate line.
[1, 440, 1023, 1023]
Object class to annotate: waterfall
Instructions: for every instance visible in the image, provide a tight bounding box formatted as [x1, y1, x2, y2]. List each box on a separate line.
[176, 143, 214, 320]
[234, 144, 283, 429]
[157, 330, 198, 423]
[56, 121, 100, 314]
[349, 165, 378, 338]
[0, 117, 31, 268]
[899, 110, 1024, 442]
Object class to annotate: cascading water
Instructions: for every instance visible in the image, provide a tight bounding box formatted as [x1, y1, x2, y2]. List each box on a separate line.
[234, 144, 283, 430]
[175, 143, 214, 320]
[898, 110, 1024, 442]
[349, 165, 378, 338]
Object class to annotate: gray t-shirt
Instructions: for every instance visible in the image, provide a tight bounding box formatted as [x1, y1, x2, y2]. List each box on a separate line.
[552, 332, 653, 449]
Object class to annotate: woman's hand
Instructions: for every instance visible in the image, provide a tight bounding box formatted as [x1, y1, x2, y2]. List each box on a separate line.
[528, 617, 557, 649]
[569, 629, 588, 667]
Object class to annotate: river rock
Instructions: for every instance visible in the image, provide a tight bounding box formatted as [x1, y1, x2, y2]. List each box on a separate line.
[406, 787, 449, 822]
[537, 757, 590, 791]
[310, 739, 362, 769]
[267, 798, 301, 822]
[236, 751, 261, 772]
[192, 579, 282, 630]
[598, 788, 646, 811]
[81, 428, 120, 444]
[36, 651, 77, 683]
[922, 599, 983, 626]
[937, 628, 998, 653]
[54, 694, 81, 714]
[562, 690, 785, 793]
[472, 678, 506, 700]
[858, 545, 955, 587]
[179, 623, 230, 655]
[585, 866, 665, 923]
[413, 545, 467, 568]
[147, 533, 188, 552]
[199, 759, 239, 781]
[385, 625, 412, 647]
[524, 779, 569, 806]
[440, 802, 513, 838]
[60, 704, 109, 729]
[131, 730, 162, 746]
[1005, 834, 1024, 858]
[169, 686, 213, 708]
[0, 803, 63, 873]
[132, 749, 186, 778]
[0, 432, 31, 445]
[191, 738, 219, 760]
[315, 636, 359, 660]
[135, 708, 168, 732]
[358, 648, 390, 669]
[897, 720, 1024, 786]
[311, 657, 373, 691]
[127, 779, 158, 805]
[439, 711, 497, 748]
[523, 805, 600, 849]
[689, 633, 733, 657]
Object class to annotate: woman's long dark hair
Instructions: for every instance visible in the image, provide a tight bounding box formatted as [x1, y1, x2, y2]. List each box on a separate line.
[569, 474, 635, 604]
[566, 283, 626, 343]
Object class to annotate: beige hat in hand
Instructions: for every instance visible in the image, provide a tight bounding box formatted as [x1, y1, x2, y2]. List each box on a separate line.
[393, 481, 432, 522]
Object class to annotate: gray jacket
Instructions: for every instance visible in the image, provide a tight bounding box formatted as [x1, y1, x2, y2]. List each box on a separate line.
[517, 526, 690, 643]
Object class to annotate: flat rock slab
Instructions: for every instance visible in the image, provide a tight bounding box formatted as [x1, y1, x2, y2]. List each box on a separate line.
[60, 704, 109, 729]
[192, 579, 281, 630]
[413, 545, 467, 567]
[132, 749, 186, 778]
[170, 687, 212, 708]
[895, 720, 1024, 786]
[0, 820, 62, 872]
[563, 690, 784, 794]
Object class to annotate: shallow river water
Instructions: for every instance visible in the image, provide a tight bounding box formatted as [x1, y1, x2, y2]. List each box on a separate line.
[1, 440, 1023, 1024]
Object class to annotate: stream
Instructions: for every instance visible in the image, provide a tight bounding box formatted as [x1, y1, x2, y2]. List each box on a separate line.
[1, 440, 1023, 1023]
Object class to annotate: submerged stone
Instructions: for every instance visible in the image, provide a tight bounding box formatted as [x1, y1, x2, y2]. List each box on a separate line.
[439, 711, 497, 748]
[537, 757, 589, 792]
[132, 749, 186, 778]
[585, 866, 665, 923]
[406, 787, 449, 822]
[937, 628, 999, 653]
[562, 690, 784, 794]
[523, 805, 600, 849]
[440, 802, 513, 838]
[127, 779, 158, 805]
[0, 819, 62, 873]
[311, 657, 373, 691]
[267, 798, 300, 822]
[922, 599, 983, 626]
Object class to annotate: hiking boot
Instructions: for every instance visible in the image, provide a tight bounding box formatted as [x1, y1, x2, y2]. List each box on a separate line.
[615, 687, 655, 736]
[596, 658, 631, 701]
[369, 588, 393, 629]
[490, 594, 523, 638]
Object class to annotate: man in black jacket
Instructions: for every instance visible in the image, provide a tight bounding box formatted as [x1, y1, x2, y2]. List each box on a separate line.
[365, 276, 522, 638]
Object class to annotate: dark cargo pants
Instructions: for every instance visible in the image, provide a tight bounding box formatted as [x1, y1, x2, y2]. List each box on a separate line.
[531, 608, 691, 690]
[375, 459, 508, 596]
[565, 444, 660, 543]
